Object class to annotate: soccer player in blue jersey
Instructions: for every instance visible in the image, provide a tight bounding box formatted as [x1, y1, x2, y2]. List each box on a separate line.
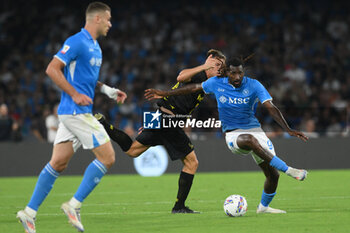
[16, 2, 127, 233]
[145, 57, 308, 214]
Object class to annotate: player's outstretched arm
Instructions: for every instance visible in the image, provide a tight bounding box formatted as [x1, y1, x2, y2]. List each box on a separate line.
[144, 84, 203, 100]
[97, 81, 127, 104]
[263, 100, 308, 142]
[46, 57, 92, 106]
[177, 55, 218, 82]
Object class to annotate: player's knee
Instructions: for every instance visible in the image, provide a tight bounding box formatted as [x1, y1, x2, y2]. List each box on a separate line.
[104, 152, 116, 168]
[50, 160, 68, 172]
[190, 158, 199, 171]
[184, 155, 199, 173]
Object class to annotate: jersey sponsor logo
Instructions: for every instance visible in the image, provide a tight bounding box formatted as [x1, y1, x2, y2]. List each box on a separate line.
[61, 45, 70, 54]
[229, 97, 250, 104]
[89, 57, 102, 67]
[143, 110, 161, 129]
[219, 95, 227, 104]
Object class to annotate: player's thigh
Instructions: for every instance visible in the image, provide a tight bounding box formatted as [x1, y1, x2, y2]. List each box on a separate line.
[92, 141, 115, 168]
[127, 140, 150, 157]
[49, 141, 75, 171]
[225, 131, 251, 156]
[161, 127, 194, 161]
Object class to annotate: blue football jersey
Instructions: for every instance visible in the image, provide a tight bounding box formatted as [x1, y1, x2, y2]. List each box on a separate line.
[202, 76, 272, 132]
[54, 28, 102, 115]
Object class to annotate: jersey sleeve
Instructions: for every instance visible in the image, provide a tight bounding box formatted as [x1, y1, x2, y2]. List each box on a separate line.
[255, 80, 272, 103]
[54, 36, 81, 66]
[201, 77, 216, 94]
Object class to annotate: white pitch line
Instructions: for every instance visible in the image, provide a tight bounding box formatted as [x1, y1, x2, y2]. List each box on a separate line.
[2, 207, 350, 217]
[2, 195, 350, 210]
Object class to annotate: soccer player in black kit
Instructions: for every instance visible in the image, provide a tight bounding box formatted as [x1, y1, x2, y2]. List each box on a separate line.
[96, 49, 226, 213]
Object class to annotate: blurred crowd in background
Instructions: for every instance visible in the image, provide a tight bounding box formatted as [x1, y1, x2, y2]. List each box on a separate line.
[0, 0, 349, 142]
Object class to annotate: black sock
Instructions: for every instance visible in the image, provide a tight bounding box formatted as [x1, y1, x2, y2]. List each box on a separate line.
[173, 171, 194, 209]
[100, 118, 133, 152]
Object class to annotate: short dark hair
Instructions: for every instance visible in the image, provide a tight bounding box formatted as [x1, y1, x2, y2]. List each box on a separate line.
[207, 49, 226, 61]
[86, 2, 111, 16]
[227, 57, 243, 67]
[220, 57, 245, 77]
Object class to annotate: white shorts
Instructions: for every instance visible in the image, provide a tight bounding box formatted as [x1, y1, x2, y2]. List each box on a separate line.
[225, 127, 276, 164]
[54, 114, 110, 152]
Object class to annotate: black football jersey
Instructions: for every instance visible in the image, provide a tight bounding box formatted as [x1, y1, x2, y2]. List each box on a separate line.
[157, 71, 207, 114]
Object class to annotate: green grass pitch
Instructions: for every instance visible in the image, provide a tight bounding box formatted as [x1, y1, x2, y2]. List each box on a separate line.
[1, 170, 349, 233]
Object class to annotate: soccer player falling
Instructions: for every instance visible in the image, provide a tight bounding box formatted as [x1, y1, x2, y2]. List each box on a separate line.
[145, 57, 308, 214]
[17, 2, 127, 233]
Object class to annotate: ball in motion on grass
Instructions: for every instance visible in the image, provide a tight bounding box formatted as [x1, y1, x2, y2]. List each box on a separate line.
[223, 194, 248, 217]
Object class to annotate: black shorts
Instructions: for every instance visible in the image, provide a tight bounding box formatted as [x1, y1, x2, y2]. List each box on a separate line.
[135, 127, 194, 161]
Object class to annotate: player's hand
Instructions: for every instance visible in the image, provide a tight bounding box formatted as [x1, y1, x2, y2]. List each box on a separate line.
[116, 90, 127, 104]
[203, 54, 218, 70]
[288, 130, 309, 142]
[72, 93, 93, 106]
[144, 89, 166, 100]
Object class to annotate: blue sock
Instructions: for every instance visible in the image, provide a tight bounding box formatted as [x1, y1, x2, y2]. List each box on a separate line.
[269, 156, 288, 172]
[260, 191, 276, 207]
[28, 163, 60, 211]
[73, 159, 107, 202]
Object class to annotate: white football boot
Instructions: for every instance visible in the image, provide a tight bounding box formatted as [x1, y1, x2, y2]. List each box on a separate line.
[61, 202, 84, 232]
[286, 167, 308, 181]
[16, 210, 36, 233]
[256, 203, 286, 214]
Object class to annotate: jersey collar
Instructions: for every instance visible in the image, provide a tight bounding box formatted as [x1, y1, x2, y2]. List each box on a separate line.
[81, 28, 94, 41]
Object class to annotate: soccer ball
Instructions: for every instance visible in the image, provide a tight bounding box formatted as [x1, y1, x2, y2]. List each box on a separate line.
[223, 194, 248, 217]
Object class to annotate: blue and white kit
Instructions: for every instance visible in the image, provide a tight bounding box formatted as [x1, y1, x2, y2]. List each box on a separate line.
[54, 28, 109, 151]
[202, 76, 274, 164]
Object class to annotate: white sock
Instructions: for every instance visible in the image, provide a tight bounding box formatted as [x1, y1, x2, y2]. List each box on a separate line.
[69, 197, 82, 209]
[24, 206, 37, 218]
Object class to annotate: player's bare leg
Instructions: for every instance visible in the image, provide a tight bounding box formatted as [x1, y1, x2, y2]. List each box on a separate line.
[126, 140, 150, 157]
[172, 151, 200, 214]
[256, 161, 286, 214]
[93, 141, 116, 169]
[17, 142, 75, 233]
[61, 141, 115, 232]
[50, 141, 75, 171]
[237, 134, 307, 181]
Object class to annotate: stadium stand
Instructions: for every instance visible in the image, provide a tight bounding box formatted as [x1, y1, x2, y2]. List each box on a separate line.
[0, 0, 349, 141]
